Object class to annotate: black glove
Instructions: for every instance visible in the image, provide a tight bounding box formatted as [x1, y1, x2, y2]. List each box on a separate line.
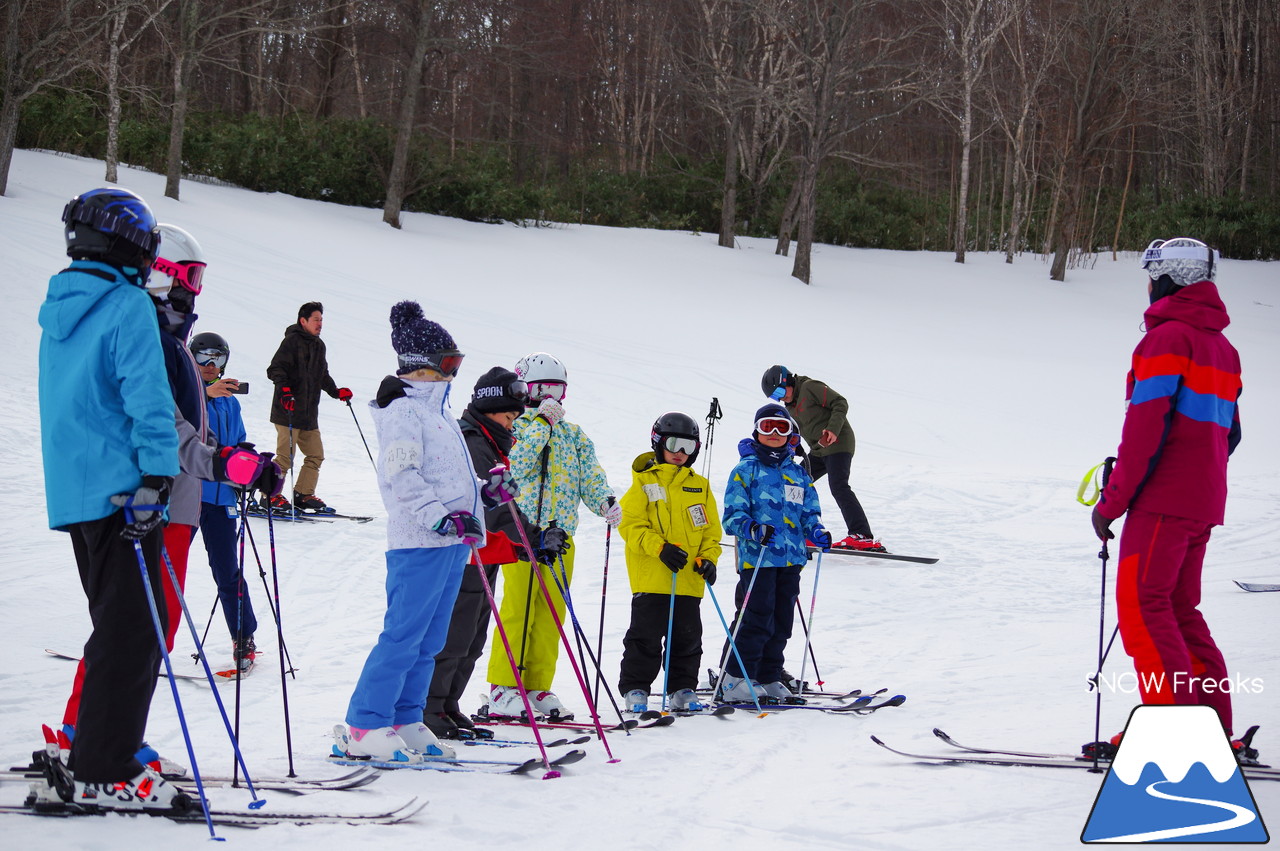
[434, 511, 483, 543]
[1091, 507, 1115, 542]
[693, 558, 717, 586]
[110, 475, 173, 540]
[748, 522, 775, 546]
[658, 543, 688, 573]
[536, 526, 570, 565]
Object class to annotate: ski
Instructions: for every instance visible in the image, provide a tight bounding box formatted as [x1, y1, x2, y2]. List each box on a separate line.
[723, 541, 938, 565]
[46, 649, 206, 682]
[329, 747, 585, 776]
[870, 735, 1280, 782]
[242, 504, 335, 524]
[671, 705, 735, 718]
[721, 694, 906, 714]
[458, 735, 592, 750]
[1234, 581, 1280, 592]
[0, 798, 427, 827]
[2, 767, 381, 793]
[699, 668, 879, 702]
[473, 712, 672, 732]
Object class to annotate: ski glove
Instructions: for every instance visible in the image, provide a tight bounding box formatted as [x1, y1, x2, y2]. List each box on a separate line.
[536, 397, 564, 426]
[602, 496, 622, 527]
[1091, 507, 1115, 542]
[536, 526, 570, 565]
[434, 511, 483, 545]
[810, 527, 832, 549]
[693, 558, 717, 586]
[747, 522, 775, 546]
[111, 475, 173, 540]
[658, 543, 688, 573]
[279, 386, 295, 413]
[481, 464, 518, 508]
[337, 387, 353, 402]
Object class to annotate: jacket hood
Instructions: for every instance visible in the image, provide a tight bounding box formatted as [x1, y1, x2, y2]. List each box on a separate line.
[632, 450, 658, 473]
[1144, 280, 1230, 334]
[284, 323, 321, 344]
[39, 262, 138, 342]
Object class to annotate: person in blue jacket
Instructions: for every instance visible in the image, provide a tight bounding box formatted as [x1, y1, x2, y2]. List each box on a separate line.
[719, 403, 830, 704]
[191, 331, 261, 672]
[36, 188, 185, 811]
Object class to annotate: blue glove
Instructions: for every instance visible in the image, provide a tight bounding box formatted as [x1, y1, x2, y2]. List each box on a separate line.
[434, 511, 483, 544]
[748, 523, 775, 546]
[811, 527, 832, 548]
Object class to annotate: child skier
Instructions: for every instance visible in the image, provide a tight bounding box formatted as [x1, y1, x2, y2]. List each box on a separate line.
[483, 352, 619, 721]
[617, 412, 722, 713]
[337, 301, 516, 763]
[424, 367, 536, 739]
[719, 403, 831, 703]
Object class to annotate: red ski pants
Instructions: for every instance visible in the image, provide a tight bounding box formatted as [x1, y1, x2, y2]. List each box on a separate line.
[1115, 509, 1232, 734]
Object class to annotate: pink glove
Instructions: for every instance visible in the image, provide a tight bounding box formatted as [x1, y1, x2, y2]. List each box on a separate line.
[602, 497, 622, 527]
[537, 397, 564, 426]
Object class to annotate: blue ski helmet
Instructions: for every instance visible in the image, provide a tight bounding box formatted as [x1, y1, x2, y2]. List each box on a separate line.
[62, 187, 161, 275]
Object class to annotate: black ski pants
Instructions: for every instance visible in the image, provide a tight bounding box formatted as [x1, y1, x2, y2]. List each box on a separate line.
[427, 563, 499, 714]
[617, 592, 703, 695]
[807, 451, 873, 538]
[68, 512, 165, 782]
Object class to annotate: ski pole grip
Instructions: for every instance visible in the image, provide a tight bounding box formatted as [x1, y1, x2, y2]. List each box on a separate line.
[1101, 456, 1115, 488]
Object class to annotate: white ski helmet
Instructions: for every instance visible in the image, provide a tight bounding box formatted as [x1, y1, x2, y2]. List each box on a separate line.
[514, 352, 567, 385]
[1140, 237, 1218, 287]
[148, 223, 206, 300]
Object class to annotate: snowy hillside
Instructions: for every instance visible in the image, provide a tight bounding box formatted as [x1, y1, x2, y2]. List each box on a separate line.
[1, 148, 1277, 850]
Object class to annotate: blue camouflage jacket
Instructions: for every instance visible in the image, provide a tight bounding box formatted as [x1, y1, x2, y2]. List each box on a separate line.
[722, 438, 823, 570]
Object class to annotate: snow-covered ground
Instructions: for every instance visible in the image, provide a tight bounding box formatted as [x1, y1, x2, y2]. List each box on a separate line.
[1, 148, 1276, 849]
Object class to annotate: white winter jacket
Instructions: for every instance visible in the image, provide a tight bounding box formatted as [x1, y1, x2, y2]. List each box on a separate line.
[370, 376, 485, 550]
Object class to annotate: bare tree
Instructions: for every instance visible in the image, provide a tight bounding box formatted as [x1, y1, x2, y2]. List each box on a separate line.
[103, 0, 173, 183]
[0, 0, 112, 195]
[383, 0, 439, 228]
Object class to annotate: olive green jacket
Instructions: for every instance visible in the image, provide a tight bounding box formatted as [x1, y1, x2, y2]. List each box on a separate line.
[785, 374, 856, 458]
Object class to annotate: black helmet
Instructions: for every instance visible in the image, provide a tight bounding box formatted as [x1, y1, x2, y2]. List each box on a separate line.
[189, 331, 230, 374]
[651, 411, 701, 467]
[62, 187, 161, 274]
[761, 365, 791, 400]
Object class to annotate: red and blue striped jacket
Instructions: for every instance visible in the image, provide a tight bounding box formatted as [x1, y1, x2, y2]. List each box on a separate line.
[1098, 280, 1242, 526]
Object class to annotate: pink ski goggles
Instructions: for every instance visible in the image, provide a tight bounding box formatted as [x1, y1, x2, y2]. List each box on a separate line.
[152, 256, 207, 294]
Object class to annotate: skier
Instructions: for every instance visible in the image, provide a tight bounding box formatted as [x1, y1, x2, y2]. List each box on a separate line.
[483, 352, 620, 721]
[37, 187, 185, 810]
[761, 365, 883, 551]
[719, 404, 831, 703]
[266, 301, 352, 512]
[1090, 237, 1256, 763]
[617, 412, 722, 714]
[191, 331, 264, 672]
[424, 367, 536, 740]
[58, 224, 281, 760]
[337, 302, 516, 762]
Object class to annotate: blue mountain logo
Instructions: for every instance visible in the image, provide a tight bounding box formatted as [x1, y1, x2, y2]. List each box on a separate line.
[1081, 705, 1269, 843]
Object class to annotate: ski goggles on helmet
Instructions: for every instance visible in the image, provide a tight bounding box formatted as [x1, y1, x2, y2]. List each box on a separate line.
[398, 350, 465, 377]
[529, 381, 567, 402]
[192, 348, 228, 370]
[151, 256, 206, 294]
[1139, 238, 1219, 270]
[660, 435, 698, 455]
[755, 417, 794, 436]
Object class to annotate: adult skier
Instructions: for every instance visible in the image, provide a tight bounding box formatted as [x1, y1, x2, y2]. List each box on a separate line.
[1090, 237, 1254, 763]
[37, 187, 184, 811]
[761, 365, 883, 551]
[266, 301, 352, 512]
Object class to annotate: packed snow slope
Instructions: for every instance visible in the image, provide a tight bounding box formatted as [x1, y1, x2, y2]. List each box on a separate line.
[1, 149, 1277, 850]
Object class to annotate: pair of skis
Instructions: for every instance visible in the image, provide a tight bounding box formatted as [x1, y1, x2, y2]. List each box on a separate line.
[242, 499, 373, 524]
[723, 541, 938, 565]
[872, 728, 1280, 782]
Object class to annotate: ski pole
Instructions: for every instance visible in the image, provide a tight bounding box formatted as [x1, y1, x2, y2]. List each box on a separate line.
[241, 509, 297, 676]
[592, 523, 612, 709]
[192, 598, 219, 664]
[158, 540, 263, 806]
[793, 601, 824, 690]
[794, 551, 823, 697]
[346, 400, 376, 473]
[508, 502, 620, 760]
[661, 569, 678, 711]
[264, 504, 297, 776]
[122, 508, 217, 837]
[704, 578, 764, 715]
[517, 441, 553, 674]
[712, 537, 765, 699]
[701, 397, 722, 483]
[468, 545, 560, 779]
[548, 550, 629, 728]
[1088, 456, 1116, 772]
